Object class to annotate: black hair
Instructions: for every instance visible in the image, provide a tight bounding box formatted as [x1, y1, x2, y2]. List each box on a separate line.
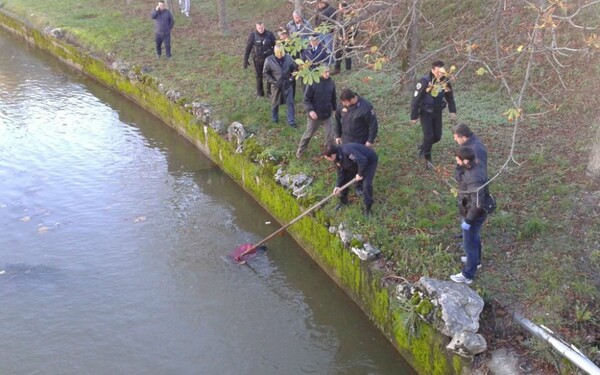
[431, 60, 444, 68]
[340, 88, 356, 101]
[456, 146, 475, 162]
[322, 143, 339, 157]
[453, 123, 473, 138]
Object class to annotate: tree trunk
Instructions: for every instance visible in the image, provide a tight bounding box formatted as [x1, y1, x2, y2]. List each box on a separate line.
[586, 116, 600, 179]
[217, 0, 229, 34]
[405, 0, 419, 92]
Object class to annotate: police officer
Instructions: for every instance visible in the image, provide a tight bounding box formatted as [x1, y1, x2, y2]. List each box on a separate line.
[411, 60, 457, 169]
[334, 88, 378, 196]
[243, 22, 276, 99]
[322, 143, 378, 216]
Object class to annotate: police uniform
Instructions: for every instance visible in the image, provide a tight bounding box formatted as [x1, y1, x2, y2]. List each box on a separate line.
[334, 96, 378, 145]
[410, 71, 456, 162]
[243, 29, 276, 97]
[334, 143, 378, 212]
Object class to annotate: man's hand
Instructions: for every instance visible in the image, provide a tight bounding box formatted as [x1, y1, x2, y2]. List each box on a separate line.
[309, 111, 318, 120]
[365, 141, 374, 148]
[449, 112, 457, 121]
[335, 137, 342, 145]
[243, 60, 249, 69]
[333, 187, 341, 195]
[461, 221, 471, 231]
[355, 174, 363, 182]
[410, 119, 418, 125]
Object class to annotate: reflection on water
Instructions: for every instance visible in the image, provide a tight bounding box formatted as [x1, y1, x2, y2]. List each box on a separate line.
[0, 29, 415, 374]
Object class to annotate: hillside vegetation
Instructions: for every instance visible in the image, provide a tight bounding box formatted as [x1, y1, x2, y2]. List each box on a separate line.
[3, 0, 599, 371]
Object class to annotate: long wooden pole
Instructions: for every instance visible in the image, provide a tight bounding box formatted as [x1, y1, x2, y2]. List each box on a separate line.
[235, 178, 357, 260]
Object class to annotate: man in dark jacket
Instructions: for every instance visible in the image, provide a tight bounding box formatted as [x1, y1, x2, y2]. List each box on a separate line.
[296, 66, 336, 158]
[303, 35, 331, 69]
[450, 146, 493, 285]
[334, 89, 378, 147]
[151, 1, 175, 58]
[453, 123, 487, 174]
[323, 143, 378, 216]
[334, 88, 378, 196]
[243, 22, 277, 99]
[410, 60, 457, 169]
[263, 45, 298, 127]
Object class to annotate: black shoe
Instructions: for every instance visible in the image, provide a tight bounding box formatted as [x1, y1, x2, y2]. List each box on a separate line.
[355, 185, 363, 197]
[288, 122, 297, 128]
[363, 205, 372, 217]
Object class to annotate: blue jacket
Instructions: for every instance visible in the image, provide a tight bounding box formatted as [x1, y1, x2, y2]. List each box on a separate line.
[303, 44, 330, 67]
[151, 8, 175, 34]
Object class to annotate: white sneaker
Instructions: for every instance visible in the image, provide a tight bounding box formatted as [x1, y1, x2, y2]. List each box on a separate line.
[461, 256, 482, 269]
[450, 272, 473, 285]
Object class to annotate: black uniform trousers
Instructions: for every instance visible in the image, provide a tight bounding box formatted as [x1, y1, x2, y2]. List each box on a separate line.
[338, 160, 378, 208]
[419, 109, 443, 159]
[253, 57, 271, 97]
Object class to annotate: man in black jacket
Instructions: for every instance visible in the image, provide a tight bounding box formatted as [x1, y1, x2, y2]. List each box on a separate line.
[334, 89, 378, 147]
[410, 60, 457, 168]
[323, 143, 378, 216]
[296, 66, 337, 158]
[263, 45, 298, 127]
[243, 22, 276, 99]
[450, 146, 493, 285]
[151, 1, 175, 58]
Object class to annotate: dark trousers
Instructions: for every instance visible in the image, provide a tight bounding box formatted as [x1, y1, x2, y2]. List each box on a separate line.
[334, 45, 352, 71]
[253, 58, 270, 97]
[419, 109, 443, 158]
[339, 160, 378, 207]
[155, 33, 172, 57]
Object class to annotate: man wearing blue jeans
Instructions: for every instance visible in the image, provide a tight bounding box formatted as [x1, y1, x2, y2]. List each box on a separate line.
[450, 146, 493, 285]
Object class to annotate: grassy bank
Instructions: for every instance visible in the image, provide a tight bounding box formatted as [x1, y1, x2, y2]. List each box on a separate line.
[4, 0, 599, 370]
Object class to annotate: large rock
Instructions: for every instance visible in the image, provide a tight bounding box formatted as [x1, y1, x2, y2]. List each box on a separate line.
[417, 277, 484, 337]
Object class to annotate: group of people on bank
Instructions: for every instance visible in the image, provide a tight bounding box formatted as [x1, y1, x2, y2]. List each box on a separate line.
[150, 1, 495, 284]
[239, 4, 495, 285]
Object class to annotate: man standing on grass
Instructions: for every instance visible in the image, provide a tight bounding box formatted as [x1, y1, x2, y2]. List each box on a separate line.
[263, 44, 297, 127]
[243, 22, 277, 99]
[334, 88, 378, 197]
[322, 143, 378, 217]
[411, 60, 457, 169]
[296, 65, 336, 158]
[178, 0, 190, 17]
[450, 146, 494, 285]
[151, 1, 175, 59]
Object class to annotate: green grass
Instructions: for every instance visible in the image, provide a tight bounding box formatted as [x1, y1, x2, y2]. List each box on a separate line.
[4, 0, 600, 364]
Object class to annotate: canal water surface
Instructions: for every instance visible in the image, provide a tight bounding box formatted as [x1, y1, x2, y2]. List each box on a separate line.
[0, 29, 415, 374]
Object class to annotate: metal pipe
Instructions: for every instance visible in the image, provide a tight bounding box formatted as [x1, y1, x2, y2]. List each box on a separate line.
[511, 311, 600, 375]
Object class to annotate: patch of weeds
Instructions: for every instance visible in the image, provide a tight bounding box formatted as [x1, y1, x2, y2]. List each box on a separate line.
[489, 210, 515, 229]
[517, 216, 548, 240]
[529, 147, 546, 166]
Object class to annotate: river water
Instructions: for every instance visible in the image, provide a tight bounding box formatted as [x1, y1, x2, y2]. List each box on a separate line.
[0, 29, 415, 374]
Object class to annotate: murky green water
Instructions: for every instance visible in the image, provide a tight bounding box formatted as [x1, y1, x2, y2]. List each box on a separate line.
[0, 29, 415, 374]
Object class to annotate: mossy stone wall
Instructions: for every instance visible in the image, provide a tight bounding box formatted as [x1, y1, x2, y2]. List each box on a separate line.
[0, 10, 468, 374]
